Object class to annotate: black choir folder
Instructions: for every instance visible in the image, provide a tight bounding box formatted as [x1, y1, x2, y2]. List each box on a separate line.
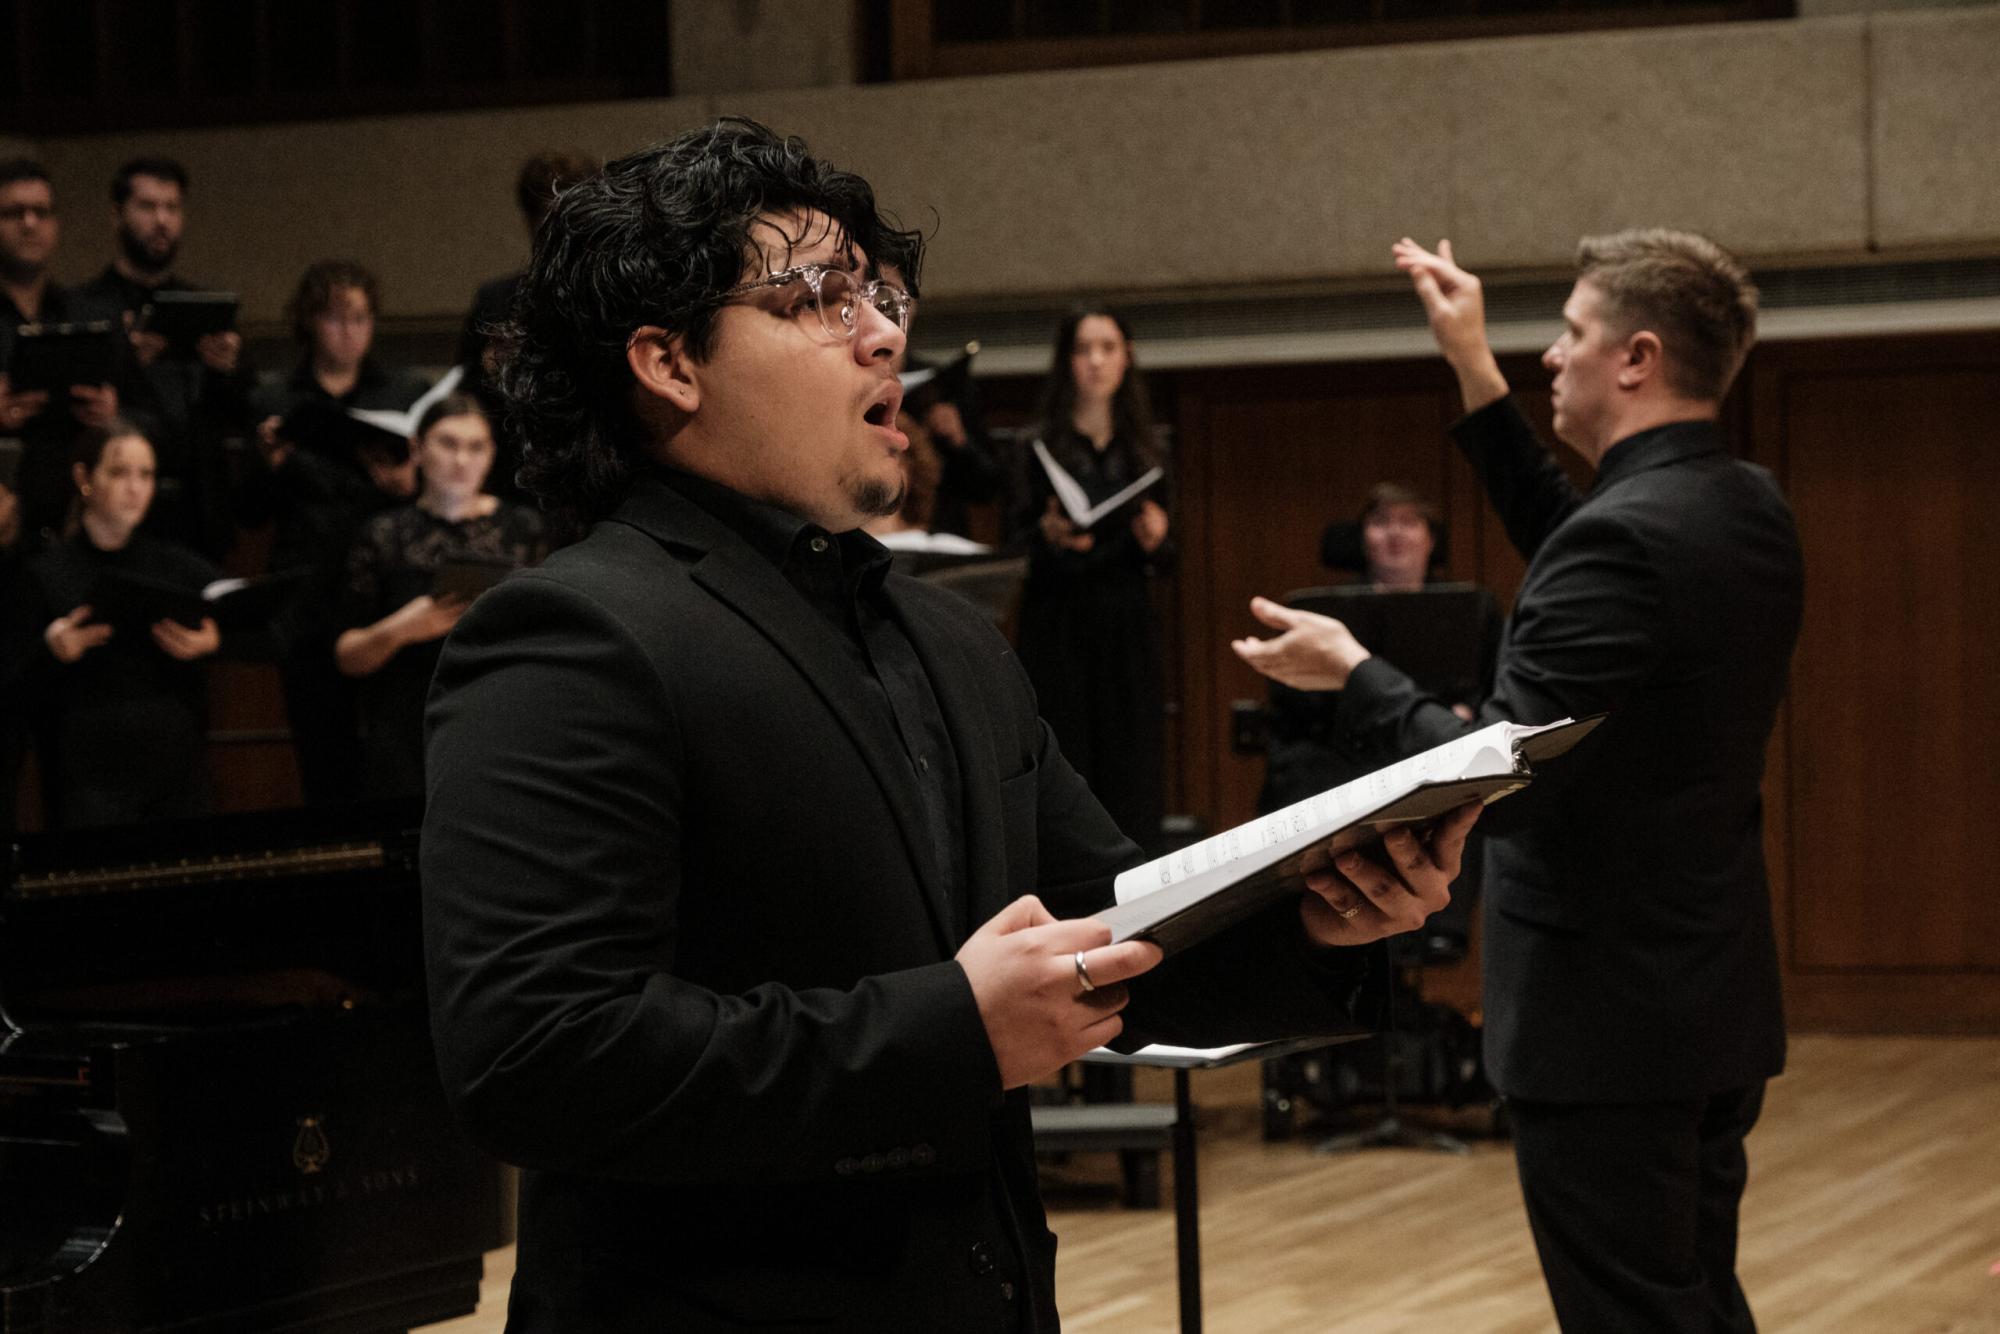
[4, 320, 120, 395]
[279, 365, 466, 459]
[135, 289, 240, 358]
[1100, 715, 1602, 954]
[90, 567, 306, 632]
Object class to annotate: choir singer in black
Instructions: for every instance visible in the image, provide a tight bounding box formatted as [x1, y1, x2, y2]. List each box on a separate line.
[1235, 230, 1802, 1333]
[420, 118, 1478, 1334]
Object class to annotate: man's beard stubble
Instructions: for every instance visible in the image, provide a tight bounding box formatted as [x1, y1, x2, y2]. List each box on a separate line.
[117, 225, 177, 278]
[851, 473, 907, 523]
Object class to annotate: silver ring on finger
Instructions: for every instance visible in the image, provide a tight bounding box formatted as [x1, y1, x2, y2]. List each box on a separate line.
[1336, 902, 1363, 920]
[1073, 950, 1098, 995]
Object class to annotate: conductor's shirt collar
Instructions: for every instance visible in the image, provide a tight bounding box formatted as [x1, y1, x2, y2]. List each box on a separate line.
[1595, 418, 1726, 489]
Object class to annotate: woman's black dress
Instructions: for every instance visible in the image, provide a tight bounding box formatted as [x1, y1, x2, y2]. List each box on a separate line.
[338, 500, 545, 798]
[20, 532, 223, 829]
[1008, 428, 1171, 854]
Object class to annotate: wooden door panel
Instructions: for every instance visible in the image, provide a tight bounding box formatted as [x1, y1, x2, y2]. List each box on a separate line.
[1779, 364, 2000, 971]
[1173, 364, 1464, 833]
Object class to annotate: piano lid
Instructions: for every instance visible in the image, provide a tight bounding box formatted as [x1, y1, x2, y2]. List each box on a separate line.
[6, 799, 423, 899]
[1, 800, 427, 1034]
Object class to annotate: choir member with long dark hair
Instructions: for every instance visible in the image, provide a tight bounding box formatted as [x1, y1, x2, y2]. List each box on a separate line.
[1008, 306, 1172, 854]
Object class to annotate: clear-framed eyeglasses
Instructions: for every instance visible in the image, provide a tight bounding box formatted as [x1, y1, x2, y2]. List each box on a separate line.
[720, 263, 913, 341]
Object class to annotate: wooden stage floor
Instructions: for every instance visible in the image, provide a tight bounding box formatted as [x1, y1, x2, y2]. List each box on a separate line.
[425, 1034, 2000, 1332]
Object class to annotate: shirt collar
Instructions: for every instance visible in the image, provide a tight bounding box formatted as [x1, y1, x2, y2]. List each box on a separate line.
[652, 467, 892, 595]
[1594, 418, 1727, 489]
[95, 264, 170, 309]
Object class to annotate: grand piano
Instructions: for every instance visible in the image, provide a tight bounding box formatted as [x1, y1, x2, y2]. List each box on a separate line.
[0, 803, 512, 1332]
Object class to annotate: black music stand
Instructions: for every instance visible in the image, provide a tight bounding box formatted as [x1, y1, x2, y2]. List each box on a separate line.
[1310, 964, 1473, 1157]
[1267, 584, 1495, 1153]
[1284, 583, 1493, 707]
[1079, 1036, 1363, 1334]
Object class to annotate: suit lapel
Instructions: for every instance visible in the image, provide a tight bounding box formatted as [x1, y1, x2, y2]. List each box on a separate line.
[610, 481, 956, 955]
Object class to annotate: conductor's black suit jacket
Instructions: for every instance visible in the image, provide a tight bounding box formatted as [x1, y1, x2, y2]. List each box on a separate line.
[1339, 399, 1803, 1104]
[422, 473, 1369, 1332]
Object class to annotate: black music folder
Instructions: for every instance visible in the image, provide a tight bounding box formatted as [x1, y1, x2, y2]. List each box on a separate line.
[136, 290, 239, 358]
[278, 365, 466, 460]
[1099, 716, 1601, 954]
[4, 320, 120, 396]
[91, 567, 307, 633]
[278, 397, 407, 460]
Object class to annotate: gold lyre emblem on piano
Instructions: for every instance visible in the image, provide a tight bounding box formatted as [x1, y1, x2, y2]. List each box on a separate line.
[293, 1115, 332, 1175]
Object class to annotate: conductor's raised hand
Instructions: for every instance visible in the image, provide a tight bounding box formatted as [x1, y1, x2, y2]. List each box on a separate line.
[956, 895, 1165, 1090]
[1297, 801, 1481, 946]
[1392, 237, 1508, 411]
[1393, 238, 1485, 353]
[1231, 595, 1370, 692]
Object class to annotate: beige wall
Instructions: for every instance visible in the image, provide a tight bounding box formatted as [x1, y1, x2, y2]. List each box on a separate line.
[30, 6, 2000, 328]
[1872, 6, 2000, 249]
[670, 0, 856, 95]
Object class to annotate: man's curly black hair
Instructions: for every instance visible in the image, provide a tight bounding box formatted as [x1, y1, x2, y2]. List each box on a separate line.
[497, 118, 926, 521]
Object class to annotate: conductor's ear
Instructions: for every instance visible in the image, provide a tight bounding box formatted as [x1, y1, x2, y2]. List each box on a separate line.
[1620, 330, 1664, 390]
[627, 326, 699, 415]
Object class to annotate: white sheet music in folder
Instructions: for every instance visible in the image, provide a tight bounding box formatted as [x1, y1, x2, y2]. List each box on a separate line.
[1031, 439, 1163, 529]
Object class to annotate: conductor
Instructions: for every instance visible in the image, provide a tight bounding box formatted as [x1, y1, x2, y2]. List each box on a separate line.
[1235, 230, 1803, 1332]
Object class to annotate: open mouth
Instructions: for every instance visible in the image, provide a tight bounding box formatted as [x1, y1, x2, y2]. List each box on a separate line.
[863, 380, 904, 432]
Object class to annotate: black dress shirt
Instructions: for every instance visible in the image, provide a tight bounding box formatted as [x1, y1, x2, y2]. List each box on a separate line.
[659, 468, 970, 929]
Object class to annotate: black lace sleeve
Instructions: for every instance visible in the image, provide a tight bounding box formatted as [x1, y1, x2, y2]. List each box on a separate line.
[339, 510, 400, 632]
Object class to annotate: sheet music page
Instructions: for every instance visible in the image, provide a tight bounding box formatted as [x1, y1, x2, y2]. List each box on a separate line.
[1031, 439, 1163, 528]
[348, 364, 466, 437]
[1113, 718, 1566, 905]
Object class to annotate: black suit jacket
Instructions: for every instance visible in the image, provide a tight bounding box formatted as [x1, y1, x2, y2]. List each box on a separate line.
[1339, 399, 1802, 1104]
[422, 474, 1369, 1331]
